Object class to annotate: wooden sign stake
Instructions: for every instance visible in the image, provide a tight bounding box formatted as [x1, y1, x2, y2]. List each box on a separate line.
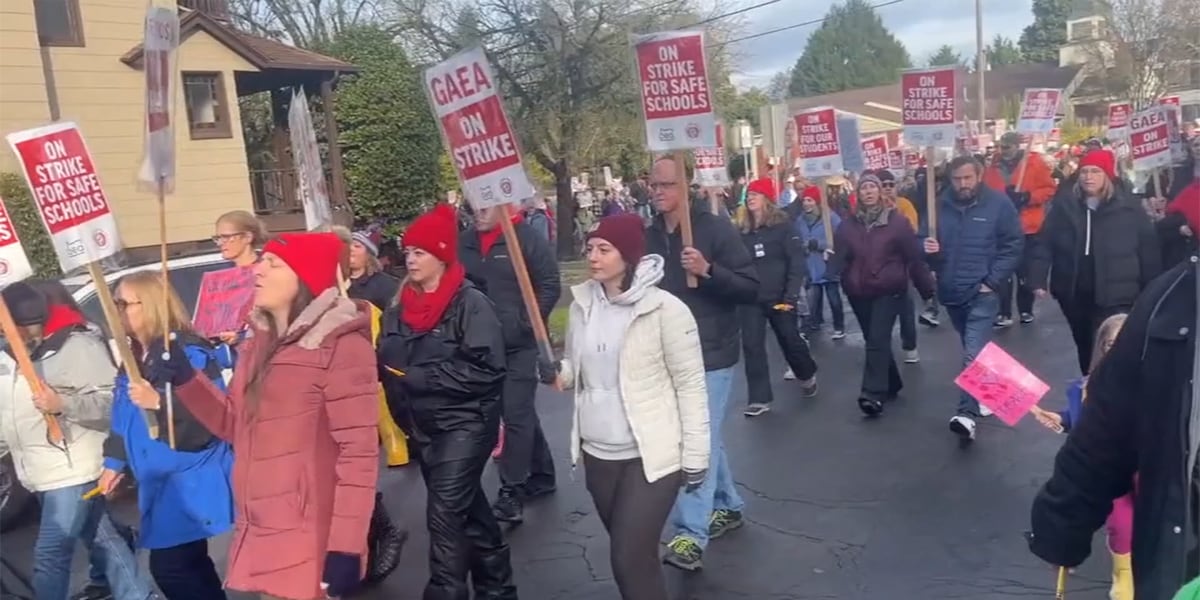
[0, 297, 65, 443]
[88, 262, 158, 438]
[498, 211, 556, 364]
[925, 146, 938, 239]
[157, 177, 175, 449]
[670, 151, 697, 289]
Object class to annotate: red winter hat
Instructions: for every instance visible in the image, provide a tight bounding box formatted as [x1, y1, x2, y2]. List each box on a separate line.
[1166, 180, 1200, 234]
[747, 177, 777, 203]
[404, 203, 459, 265]
[802, 186, 822, 201]
[1079, 149, 1117, 180]
[586, 213, 646, 265]
[262, 232, 345, 296]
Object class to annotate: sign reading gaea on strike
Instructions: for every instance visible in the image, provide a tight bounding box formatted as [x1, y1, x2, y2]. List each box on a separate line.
[425, 46, 532, 210]
[633, 30, 717, 152]
[6, 122, 122, 271]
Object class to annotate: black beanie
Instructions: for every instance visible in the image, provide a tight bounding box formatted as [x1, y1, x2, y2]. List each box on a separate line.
[2, 282, 48, 327]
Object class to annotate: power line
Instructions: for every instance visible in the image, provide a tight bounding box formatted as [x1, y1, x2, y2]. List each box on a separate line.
[695, 0, 784, 26]
[715, 0, 907, 47]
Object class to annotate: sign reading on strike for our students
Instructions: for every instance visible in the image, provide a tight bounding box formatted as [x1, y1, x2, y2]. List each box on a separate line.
[900, 66, 958, 147]
[5, 122, 122, 271]
[861, 135, 889, 171]
[1107, 102, 1132, 140]
[1016, 88, 1061, 135]
[0, 197, 35, 288]
[693, 123, 729, 187]
[425, 47, 532, 210]
[1129, 106, 1173, 171]
[794, 107, 843, 179]
[632, 30, 716, 152]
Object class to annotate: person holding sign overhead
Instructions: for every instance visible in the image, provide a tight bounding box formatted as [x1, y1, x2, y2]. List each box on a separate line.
[646, 155, 759, 572]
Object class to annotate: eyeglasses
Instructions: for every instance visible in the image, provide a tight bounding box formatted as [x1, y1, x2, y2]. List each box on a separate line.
[648, 181, 678, 190]
[212, 233, 246, 244]
[881, 182, 896, 188]
[114, 299, 142, 311]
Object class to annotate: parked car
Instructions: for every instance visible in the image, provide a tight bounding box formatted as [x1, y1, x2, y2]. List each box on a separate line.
[0, 253, 234, 533]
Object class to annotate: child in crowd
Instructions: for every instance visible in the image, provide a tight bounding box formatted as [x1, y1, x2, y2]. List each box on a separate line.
[1030, 313, 1132, 600]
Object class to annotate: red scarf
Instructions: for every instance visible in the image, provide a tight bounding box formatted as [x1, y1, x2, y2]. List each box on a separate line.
[43, 305, 87, 337]
[400, 262, 466, 332]
[478, 211, 524, 256]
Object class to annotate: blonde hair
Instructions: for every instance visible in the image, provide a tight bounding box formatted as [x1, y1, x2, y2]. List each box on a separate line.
[115, 270, 194, 344]
[1089, 313, 1127, 374]
[1074, 172, 1114, 201]
[216, 210, 268, 245]
[735, 198, 789, 234]
[330, 224, 380, 276]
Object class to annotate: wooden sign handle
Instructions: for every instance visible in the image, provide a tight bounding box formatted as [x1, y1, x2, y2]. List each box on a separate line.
[87, 262, 159, 439]
[498, 214, 556, 365]
[818, 179, 834, 249]
[672, 152, 697, 289]
[924, 146, 938, 240]
[157, 180, 175, 449]
[0, 297, 65, 444]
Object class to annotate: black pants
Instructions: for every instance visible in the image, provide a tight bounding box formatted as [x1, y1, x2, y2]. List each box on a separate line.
[806, 282, 845, 331]
[417, 430, 517, 600]
[898, 288, 917, 351]
[999, 234, 1038, 318]
[848, 294, 904, 402]
[583, 454, 681, 600]
[148, 539, 226, 600]
[498, 347, 556, 491]
[740, 303, 819, 405]
[1058, 297, 1129, 375]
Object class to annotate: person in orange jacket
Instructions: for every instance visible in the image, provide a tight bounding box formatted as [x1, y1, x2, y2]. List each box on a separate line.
[982, 132, 1057, 326]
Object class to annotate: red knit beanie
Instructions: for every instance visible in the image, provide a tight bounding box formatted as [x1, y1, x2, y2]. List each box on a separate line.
[747, 177, 777, 203]
[262, 232, 344, 296]
[1166, 181, 1200, 234]
[403, 203, 459, 264]
[802, 186, 822, 202]
[586, 213, 646, 265]
[1079, 149, 1117, 180]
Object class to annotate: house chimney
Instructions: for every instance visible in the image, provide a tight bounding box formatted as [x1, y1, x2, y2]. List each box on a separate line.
[179, 0, 230, 21]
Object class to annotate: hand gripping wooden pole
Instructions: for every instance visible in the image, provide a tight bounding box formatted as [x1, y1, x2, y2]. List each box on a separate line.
[0, 297, 65, 444]
[88, 262, 158, 439]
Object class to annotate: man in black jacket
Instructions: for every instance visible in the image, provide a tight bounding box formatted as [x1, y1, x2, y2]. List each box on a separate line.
[1029, 255, 1198, 600]
[459, 204, 561, 524]
[646, 155, 760, 571]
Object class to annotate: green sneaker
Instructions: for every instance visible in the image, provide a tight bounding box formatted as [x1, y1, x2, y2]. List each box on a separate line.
[663, 536, 703, 571]
[708, 509, 744, 539]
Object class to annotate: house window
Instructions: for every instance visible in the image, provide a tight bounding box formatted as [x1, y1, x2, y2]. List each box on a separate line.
[34, 0, 84, 47]
[183, 72, 233, 140]
[1069, 20, 1097, 41]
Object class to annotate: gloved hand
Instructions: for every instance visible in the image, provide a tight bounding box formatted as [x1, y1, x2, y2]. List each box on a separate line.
[144, 336, 196, 388]
[683, 469, 707, 493]
[538, 357, 561, 385]
[806, 239, 820, 252]
[1005, 186, 1031, 208]
[322, 551, 362, 597]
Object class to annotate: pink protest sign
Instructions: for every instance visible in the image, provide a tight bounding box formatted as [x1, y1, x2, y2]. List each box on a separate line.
[954, 342, 1050, 426]
[193, 265, 256, 338]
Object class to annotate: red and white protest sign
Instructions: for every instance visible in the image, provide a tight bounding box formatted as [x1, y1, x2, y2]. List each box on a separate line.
[900, 66, 958, 147]
[424, 47, 533, 210]
[0, 197, 34, 288]
[1015, 88, 1061, 135]
[138, 5, 178, 190]
[905, 149, 921, 169]
[1107, 102, 1132, 140]
[1129, 106, 1173, 171]
[861, 135, 889, 171]
[193, 265, 256, 338]
[6, 122, 122, 272]
[793, 107, 842, 178]
[632, 30, 716, 152]
[693, 123, 729, 187]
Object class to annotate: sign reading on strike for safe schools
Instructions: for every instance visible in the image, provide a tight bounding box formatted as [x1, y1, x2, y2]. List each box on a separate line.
[693, 123, 730, 187]
[1016, 88, 1061, 135]
[1129, 106, 1173, 171]
[6, 122, 122, 272]
[861, 135, 889, 171]
[633, 30, 717, 152]
[1107, 102, 1132, 140]
[0, 197, 34, 288]
[900, 67, 958, 147]
[425, 46, 533, 210]
[794, 107, 843, 179]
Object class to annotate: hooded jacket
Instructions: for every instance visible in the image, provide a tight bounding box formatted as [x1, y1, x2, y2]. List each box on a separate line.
[646, 206, 759, 371]
[559, 255, 709, 483]
[0, 322, 114, 492]
[176, 290, 379, 600]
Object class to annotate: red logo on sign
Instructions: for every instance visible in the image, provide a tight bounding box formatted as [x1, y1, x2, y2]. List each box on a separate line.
[499, 178, 513, 196]
[635, 34, 713, 120]
[0, 260, 9, 276]
[93, 230, 108, 248]
[11, 127, 112, 236]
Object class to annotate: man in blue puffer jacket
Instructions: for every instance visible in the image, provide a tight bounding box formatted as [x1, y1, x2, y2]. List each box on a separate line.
[922, 155, 1023, 442]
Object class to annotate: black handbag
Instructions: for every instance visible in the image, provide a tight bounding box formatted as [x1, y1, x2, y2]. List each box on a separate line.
[362, 492, 406, 587]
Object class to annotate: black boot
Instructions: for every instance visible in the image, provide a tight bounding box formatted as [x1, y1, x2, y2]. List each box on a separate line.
[491, 487, 523, 524]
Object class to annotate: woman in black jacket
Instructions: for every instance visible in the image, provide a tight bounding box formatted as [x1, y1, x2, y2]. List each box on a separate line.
[1029, 150, 1162, 374]
[736, 178, 818, 417]
[377, 204, 518, 600]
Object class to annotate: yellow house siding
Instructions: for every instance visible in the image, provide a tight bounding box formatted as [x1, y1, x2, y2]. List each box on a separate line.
[0, 2, 51, 173]
[1, 0, 261, 249]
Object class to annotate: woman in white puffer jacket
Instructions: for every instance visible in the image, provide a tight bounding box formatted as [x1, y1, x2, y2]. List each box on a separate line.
[555, 213, 709, 600]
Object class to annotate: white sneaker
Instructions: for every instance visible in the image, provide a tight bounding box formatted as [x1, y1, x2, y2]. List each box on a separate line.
[949, 415, 977, 441]
[783, 368, 796, 380]
[978, 404, 994, 417]
[903, 349, 920, 363]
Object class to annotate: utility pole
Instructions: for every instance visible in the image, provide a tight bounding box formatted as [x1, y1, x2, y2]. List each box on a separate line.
[976, 0, 986, 128]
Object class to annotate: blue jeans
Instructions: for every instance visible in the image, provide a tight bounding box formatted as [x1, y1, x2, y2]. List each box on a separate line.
[669, 368, 745, 549]
[34, 481, 153, 600]
[945, 292, 1000, 417]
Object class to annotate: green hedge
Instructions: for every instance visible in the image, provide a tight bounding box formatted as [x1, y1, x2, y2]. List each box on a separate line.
[1, 172, 61, 277]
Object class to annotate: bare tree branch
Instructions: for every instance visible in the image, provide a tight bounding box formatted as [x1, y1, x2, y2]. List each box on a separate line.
[1078, 0, 1200, 107]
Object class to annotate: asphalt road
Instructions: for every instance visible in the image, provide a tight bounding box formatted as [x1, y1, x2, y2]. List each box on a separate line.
[0, 298, 1114, 599]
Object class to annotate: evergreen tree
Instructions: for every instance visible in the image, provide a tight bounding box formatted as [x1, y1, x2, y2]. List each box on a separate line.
[927, 45, 964, 67]
[985, 34, 1025, 66]
[788, 0, 912, 97]
[1019, 0, 1071, 62]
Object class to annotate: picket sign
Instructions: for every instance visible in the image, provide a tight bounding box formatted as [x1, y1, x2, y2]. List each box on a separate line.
[5, 122, 159, 439]
[901, 66, 959, 237]
[954, 342, 1051, 426]
[793, 106, 842, 248]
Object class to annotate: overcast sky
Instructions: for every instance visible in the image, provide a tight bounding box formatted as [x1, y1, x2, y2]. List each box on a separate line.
[728, 0, 1036, 89]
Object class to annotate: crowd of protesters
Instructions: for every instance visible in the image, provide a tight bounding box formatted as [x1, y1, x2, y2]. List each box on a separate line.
[0, 127, 1196, 600]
